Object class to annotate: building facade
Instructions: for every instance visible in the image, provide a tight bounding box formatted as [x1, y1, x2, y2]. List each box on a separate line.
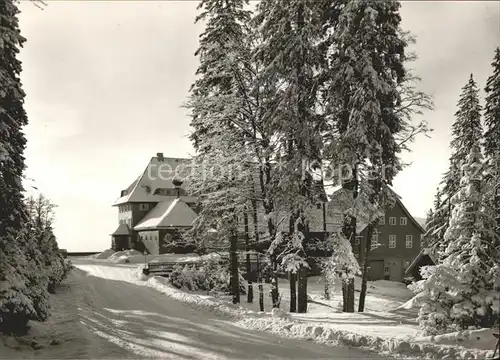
[112, 154, 424, 282]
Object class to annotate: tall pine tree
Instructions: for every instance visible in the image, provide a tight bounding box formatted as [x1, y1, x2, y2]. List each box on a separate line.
[253, 0, 329, 313]
[324, 0, 427, 312]
[187, 0, 255, 305]
[415, 145, 499, 334]
[483, 47, 500, 258]
[484, 47, 500, 161]
[0, 0, 50, 334]
[432, 75, 483, 256]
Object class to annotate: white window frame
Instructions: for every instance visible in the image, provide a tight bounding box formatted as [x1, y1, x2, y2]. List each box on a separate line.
[379, 216, 385, 225]
[389, 217, 396, 225]
[400, 217, 408, 225]
[389, 235, 396, 248]
[371, 231, 379, 248]
[406, 235, 413, 248]
[333, 213, 343, 224]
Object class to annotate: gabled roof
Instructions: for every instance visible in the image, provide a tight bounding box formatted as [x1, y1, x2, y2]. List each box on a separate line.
[111, 223, 131, 236]
[113, 156, 198, 206]
[327, 186, 425, 234]
[396, 194, 426, 233]
[404, 248, 438, 275]
[134, 198, 198, 230]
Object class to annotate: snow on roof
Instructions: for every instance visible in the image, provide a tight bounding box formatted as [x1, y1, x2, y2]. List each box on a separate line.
[113, 156, 197, 206]
[111, 223, 131, 236]
[404, 248, 438, 275]
[134, 198, 198, 230]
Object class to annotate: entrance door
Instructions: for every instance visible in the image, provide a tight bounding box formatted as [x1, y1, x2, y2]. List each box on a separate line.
[385, 259, 402, 281]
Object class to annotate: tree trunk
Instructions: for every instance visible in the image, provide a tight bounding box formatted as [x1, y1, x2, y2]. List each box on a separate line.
[322, 203, 330, 300]
[341, 164, 358, 313]
[229, 228, 240, 304]
[257, 254, 264, 311]
[289, 272, 297, 312]
[345, 278, 355, 312]
[271, 268, 279, 308]
[244, 211, 253, 303]
[359, 223, 375, 312]
[342, 219, 356, 313]
[297, 265, 308, 313]
[259, 282, 264, 312]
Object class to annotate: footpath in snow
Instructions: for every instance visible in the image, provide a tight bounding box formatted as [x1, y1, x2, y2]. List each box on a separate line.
[74, 250, 499, 360]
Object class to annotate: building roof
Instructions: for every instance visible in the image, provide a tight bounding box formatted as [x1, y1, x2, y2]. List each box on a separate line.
[134, 198, 198, 230]
[404, 248, 438, 275]
[111, 223, 131, 236]
[327, 186, 425, 235]
[113, 156, 198, 206]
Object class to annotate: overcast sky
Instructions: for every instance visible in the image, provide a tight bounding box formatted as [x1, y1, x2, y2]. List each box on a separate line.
[17, 1, 499, 252]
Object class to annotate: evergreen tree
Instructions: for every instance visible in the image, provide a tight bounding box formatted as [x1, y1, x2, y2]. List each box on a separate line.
[187, 0, 255, 304]
[415, 145, 499, 334]
[0, 0, 49, 334]
[431, 75, 483, 256]
[484, 47, 500, 161]
[424, 189, 450, 253]
[189, 0, 251, 153]
[442, 75, 483, 201]
[26, 195, 72, 294]
[324, 0, 430, 312]
[253, 0, 330, 313]
[483, 47, 500, 258]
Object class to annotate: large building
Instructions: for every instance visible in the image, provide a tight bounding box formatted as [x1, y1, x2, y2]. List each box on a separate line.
[110, 153, 198, 254]
[111, 153, 424, 281]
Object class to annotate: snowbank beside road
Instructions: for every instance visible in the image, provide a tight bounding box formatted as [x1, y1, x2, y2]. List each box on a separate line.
[75, 261, 497, 360]
[87, 249, 201, 265]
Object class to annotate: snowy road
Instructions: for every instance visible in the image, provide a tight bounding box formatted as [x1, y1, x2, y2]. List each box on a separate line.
[67, 261, 387, 359]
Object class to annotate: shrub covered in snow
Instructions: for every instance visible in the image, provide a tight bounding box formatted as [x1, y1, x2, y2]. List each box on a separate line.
[168, 257, 246, 295]
[415, 146, 500, 335]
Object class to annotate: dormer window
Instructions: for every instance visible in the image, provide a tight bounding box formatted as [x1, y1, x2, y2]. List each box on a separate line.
[153, 188, 187, 196]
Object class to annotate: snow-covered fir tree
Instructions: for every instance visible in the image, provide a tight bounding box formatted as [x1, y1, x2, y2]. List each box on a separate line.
[484, 47, 500, 162]
[26, 195, 72, 294]
[324, 0, 431, 312]
[187, 0, 258, 304]
[188, 0, 251, 153]
[252, 0, 330, 313]
[424, 189, 450, 252]
[0, 0, 51, 334]
[483, 47, 500, 258]
[415, 144, 499, 335]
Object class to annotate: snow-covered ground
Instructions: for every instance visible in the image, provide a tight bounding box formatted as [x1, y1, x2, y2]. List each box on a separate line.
[72, 250, 499, 360]
[2, 266, 384, 359]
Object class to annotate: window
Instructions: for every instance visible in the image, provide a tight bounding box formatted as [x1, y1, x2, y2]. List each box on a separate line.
[400, 217, 408, 226]
[379, 216, 385, 225]
[406, 235, 413, 248]
[404, 260, 410, 268]
[389, 235, 396, 248]
[389, 217, 396, 225]
[139, 203, 150, 211]
[371, 231, 379, 249]
[355, 235, 363, 245]
[333, 213, 342, 224]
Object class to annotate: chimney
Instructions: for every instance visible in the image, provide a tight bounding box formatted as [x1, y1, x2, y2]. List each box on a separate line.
[157, 152, 164, 161]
